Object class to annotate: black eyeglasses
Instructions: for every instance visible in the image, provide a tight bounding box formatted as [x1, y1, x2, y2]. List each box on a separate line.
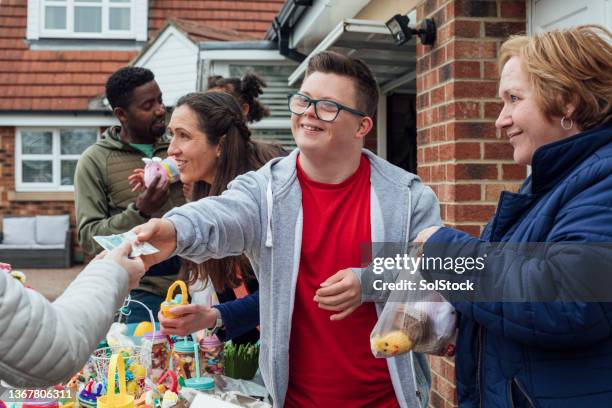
[287, 93, 368, 122]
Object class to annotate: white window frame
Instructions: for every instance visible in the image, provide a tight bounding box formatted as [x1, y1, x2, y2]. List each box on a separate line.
[16, 127, 100, 192]
[28, 0, 148, 41]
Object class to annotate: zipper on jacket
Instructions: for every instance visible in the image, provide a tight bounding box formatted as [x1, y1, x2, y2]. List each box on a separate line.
[513, 378, 537, 408]
[477, 326, 483, 408]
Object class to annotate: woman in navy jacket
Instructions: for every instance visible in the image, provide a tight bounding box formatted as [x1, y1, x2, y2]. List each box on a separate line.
[417, 25, 612, 407]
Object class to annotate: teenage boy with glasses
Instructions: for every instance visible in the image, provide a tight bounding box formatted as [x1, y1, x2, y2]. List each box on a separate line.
[133, 51, 441, 408]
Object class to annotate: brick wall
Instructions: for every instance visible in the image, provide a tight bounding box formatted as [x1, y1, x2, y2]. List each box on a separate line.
[415, 1, 527, 406]
[0, 126, 80, 261]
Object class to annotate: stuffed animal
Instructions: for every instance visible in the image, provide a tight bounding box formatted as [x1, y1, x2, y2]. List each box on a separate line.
[142, 157, 180, 188]
[371, 331, 413, 356]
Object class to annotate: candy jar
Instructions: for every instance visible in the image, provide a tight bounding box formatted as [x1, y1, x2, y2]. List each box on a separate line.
[183, 377, 215, 395]
[199, 335, 224, 375]
[144, 330, 170, 383]
[171, 340, 198, 379]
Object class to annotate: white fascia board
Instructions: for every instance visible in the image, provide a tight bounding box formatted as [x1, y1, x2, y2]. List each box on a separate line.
[0, 114, 118, 127]
[288, 19, 389, 85]
[291, 0, 371, 49]
[200, 49, 287, 62]
[134, 25, 198, 67]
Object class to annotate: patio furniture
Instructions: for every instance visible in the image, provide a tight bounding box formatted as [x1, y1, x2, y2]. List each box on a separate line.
[0, 215, 72, 268]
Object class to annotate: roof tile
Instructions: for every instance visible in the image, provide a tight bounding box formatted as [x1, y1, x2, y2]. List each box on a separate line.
[0, 0, 284, 111]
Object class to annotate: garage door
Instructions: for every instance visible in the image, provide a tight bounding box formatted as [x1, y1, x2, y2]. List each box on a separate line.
[529, 0, 612, 33]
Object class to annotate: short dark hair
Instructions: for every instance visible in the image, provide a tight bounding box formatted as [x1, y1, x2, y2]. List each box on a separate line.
[305, 51, 379, 117]
[105, 66, 155, 109]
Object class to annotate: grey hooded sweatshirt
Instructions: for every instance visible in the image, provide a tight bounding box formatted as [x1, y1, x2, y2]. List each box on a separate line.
[164, 149, 442, 407]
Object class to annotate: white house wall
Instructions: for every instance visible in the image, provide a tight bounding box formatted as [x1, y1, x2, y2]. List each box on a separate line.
[136, 27, 198, 106]
[529, 0, 611, 34]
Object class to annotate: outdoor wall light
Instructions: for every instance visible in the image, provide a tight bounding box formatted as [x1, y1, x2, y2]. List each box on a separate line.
[386, 14, 436, 46]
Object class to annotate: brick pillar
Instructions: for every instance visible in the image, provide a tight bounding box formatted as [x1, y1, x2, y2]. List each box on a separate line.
[415, 1, 526, 407]
[0, 126, 14, 210]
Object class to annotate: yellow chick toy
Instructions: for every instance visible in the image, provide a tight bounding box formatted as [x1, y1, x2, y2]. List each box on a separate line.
[132, 363, 147, 380]
[371, 331, 413, 356]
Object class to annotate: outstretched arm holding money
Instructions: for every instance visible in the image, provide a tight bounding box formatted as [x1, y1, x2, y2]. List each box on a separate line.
[0, 241, 145, 387]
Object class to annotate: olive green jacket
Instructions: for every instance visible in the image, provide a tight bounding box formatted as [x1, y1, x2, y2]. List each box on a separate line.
[74, 126, 185, 296]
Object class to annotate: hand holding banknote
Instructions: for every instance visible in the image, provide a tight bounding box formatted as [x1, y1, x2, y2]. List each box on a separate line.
[94, 230, 160, 258]
[132, 218, 178, 269]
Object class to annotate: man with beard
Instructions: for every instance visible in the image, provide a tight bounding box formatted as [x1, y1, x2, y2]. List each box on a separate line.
[75, 67, 185, 320]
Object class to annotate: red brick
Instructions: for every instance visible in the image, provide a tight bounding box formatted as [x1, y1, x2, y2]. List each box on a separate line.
[438, 142, 481, 161]
[431, 86, 446, 105]
[448, 122, 497, 140]
[417, 92, 430, 109]
[423, 0, 438, 17]
[437, 22, 452, 45]
[442, 357, 456, 384]
[452, 40, 498, 59]
[447, 203, 497, 222]
[484, 101, 502, 119]
[418, 164, 432, 183]
[431, 4, 449, 27]
[432, 162, 446, 180]
[431, 46, 448, 69]
[485, 21, 526, 38]
[424, 145, 435, 162]
[417, 54, 431, 74]
[429, 355, 444, 375]
[501, 1, 527, 18]
[447, 101, 481, 120]
[454, 0, 497, 17]
[451, 81, 498, 99]
[437, 377, 458, 403]
[483, 61, 499, 79]
[484, 142, 514, 160]
[438, 184, 481, 201]
[432, 125, 447, 142]
[452, 19, 481, 38]
[429, 390, 445, 408]
[448, 163, 498, 180]
[502, 164, 527, 180]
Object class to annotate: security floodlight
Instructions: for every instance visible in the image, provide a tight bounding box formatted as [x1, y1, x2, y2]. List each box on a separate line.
[385, 14, 437, 46]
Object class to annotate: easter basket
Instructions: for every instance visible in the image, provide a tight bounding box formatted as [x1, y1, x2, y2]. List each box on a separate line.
[91, 346, 149, 398]
[97, 354, 135, 408]
[370, 263, 458, 358]
[92, 296, 157, 398]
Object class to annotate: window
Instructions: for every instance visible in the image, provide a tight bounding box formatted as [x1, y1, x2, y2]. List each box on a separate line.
[16, 128, 98, 192]
[39, 0, 138, 39]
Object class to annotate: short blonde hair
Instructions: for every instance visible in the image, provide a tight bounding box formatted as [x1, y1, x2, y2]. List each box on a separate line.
[499, 25, 612, 130]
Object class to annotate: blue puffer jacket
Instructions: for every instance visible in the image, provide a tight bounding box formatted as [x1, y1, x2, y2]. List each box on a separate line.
[425, 124, 612, 408]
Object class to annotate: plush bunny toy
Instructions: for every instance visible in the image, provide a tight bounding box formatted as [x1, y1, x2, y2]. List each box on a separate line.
[142, 157, 180, 188]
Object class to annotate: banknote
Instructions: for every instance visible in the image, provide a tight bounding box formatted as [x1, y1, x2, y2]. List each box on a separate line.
[94, 231, 159, 257]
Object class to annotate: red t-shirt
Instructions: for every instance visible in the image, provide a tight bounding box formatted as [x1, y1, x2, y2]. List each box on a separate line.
[284, 154, 398, 408]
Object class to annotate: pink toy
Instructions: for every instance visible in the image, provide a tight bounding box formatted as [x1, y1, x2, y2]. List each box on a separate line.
[142, 157, 180, 188]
